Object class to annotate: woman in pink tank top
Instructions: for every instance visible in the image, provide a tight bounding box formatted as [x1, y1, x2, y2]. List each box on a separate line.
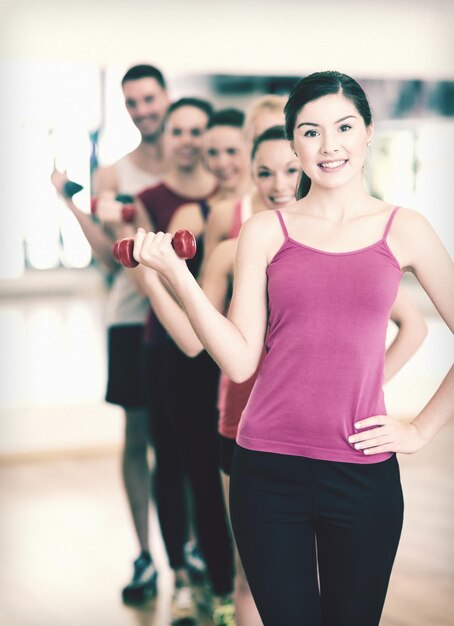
[133, 72, 453, 626]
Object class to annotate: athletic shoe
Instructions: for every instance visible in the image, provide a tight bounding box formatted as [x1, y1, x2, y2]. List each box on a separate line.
[212, 595, 236, 626]
[171, 582, 197, 624]
[184, 540, 207, 583]
[121, 551, 158, 605]
[192, 580, 214, 614]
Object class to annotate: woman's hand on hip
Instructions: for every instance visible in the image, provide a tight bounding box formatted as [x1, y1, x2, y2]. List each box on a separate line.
[348, 415, 427, 455]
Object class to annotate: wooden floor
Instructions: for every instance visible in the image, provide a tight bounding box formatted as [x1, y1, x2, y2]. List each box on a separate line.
[1, 422, 453, 626]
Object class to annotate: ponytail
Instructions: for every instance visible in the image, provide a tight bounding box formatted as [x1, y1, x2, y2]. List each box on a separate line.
[296, 171, 311, 200]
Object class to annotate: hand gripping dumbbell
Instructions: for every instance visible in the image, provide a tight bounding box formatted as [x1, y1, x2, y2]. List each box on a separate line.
[112, 230, 197, 268]
[62, 180, 84, 199]
[91, 194, 136, 223]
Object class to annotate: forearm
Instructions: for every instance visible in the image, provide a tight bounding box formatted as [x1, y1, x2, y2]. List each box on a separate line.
[411, 364, 454, 444]
[384, 318, 427, 382]
[66, 200, 116, 270]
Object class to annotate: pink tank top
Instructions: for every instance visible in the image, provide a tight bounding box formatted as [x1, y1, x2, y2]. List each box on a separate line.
[236, 208, 402, 463]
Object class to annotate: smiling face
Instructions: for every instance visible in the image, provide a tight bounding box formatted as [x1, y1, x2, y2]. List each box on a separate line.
[123, 77, 169, 141]
[203, 125, 250, 191]
[292, 92, 373, 191]
[163, 105, 210, 171]
[253, 139, 300, 210]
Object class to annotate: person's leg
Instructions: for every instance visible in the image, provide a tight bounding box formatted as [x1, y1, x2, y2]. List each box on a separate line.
[106, 325, 157, 604]
[144, 342, 198, 620]
[230, 446, 323, 626]
[186, 444, 234, 596]
[144, 343, 188, 572]
[316, 455, 404, 626]
[171, 349, 234, 598]
[219, 438, 263, 626]
[219, 436, 247, 589]
[122, 407, 152, 552]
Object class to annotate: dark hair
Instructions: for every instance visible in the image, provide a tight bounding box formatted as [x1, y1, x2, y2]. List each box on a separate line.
[284, 71, 372, 199]
[164, 97, 214, 126]
[251, 125, 287, 160]
[121, 64, 166, 89]
[207, 108, 245, 130]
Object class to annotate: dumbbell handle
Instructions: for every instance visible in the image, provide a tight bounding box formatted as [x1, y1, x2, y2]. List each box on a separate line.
[112, 230, 197, 268]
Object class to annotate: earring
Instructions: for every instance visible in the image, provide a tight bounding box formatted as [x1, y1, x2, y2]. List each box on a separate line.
[367, 140, 372, 147]
[294, 151, 298, 157]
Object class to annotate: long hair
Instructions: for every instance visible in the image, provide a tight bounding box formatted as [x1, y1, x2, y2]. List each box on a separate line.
[284, 71, 372, 199]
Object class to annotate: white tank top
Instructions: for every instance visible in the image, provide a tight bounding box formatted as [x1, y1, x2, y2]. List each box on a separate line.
[104, 155, 161, 327]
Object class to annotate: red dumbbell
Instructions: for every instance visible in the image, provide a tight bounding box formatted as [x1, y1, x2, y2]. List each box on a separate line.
[91, 194, 136, 223]
[112, 230, 197, 268]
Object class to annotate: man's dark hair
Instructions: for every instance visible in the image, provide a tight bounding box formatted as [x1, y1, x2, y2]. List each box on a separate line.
[207, 108, 245, 130]
[164, 97, 214, 125]
[121, 64, 166, 89]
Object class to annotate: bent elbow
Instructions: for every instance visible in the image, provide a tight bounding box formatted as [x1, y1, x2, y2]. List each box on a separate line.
[186, 346, 204, 358]
[228, 372, 249, 384]
[226, 363, 256, 384]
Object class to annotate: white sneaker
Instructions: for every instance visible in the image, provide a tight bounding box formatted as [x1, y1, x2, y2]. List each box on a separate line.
[171, 583, 197, 624]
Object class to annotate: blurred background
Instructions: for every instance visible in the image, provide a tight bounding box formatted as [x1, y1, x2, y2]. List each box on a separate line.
[0, 1, 453, 625]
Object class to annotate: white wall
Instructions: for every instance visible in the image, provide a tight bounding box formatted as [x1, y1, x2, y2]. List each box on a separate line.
[1, 0, 453, 79]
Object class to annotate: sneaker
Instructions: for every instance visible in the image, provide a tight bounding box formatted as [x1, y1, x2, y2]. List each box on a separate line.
[171, 582, 197, 624]
[212, 595, 236, 626]
[184, 540, 207, 584]
[192, 580, 214, 614]
[121, 551, 158, 605]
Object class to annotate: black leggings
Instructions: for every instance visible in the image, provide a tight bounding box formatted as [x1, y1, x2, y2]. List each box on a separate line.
[230, 446, 404, 626]
[144, 342, 234, 595]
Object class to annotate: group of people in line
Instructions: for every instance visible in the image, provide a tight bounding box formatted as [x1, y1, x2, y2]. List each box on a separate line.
[52, 63, 453, 626]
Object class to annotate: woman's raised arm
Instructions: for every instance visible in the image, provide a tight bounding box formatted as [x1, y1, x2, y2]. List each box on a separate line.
[134, 213, 272, 381]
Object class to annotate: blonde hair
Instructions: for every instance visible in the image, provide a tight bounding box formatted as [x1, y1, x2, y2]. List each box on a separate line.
[245, 95, 287, 142]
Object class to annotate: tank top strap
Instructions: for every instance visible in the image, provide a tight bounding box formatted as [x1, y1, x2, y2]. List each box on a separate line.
[275, 209, 289, 239]
[199, 199, 211, 222]
[382, 206, 400, 241]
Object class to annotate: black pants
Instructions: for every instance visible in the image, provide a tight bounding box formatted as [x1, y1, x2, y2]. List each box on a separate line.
[230, 446, 404, 626]
[144, 341, 234, 595]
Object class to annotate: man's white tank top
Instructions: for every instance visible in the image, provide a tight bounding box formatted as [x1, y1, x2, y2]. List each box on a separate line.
[104, 155, 160, 327]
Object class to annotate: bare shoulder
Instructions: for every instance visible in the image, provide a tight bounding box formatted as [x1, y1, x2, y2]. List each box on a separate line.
[240, 208, 280, 235]
[207, 238, 237, 275]
[208, 197, 236, 227]
[93, 164, 118, 194]
[391, 207, 436, 240]
[174, 202, 200, 218]
[169, 202, 205, 235]
[211, 196, 236, 214]
[388, 206, 451, 271]
[212, 238, 237, 263]
[238, 210, 284, 263]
